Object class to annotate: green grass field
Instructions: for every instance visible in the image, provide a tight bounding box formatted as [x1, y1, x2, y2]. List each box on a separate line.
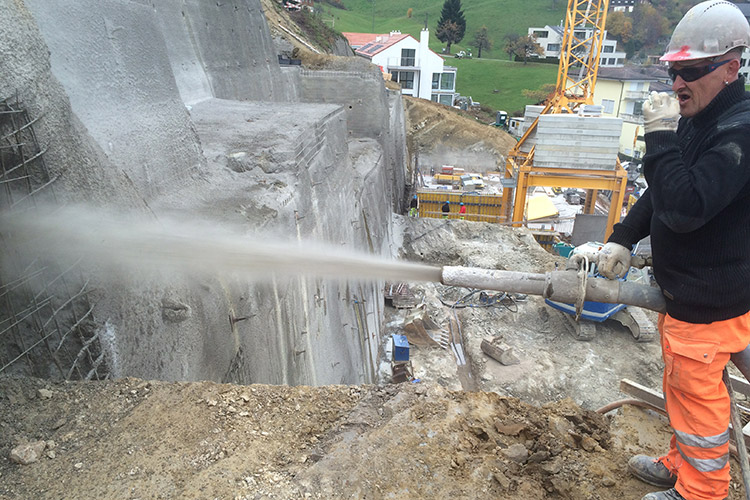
[448, 58, 558, 115]
[322, 0, 565, 115]
[322, 0, 568, 59]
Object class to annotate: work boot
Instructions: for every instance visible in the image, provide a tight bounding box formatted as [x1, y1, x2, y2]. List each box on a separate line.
[641, 488, 684, 500]
[628, 455, 677, 488]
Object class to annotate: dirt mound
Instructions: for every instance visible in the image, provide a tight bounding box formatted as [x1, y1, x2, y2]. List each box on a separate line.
[2, 376, 745, 499]
[403, 97, 518, 173]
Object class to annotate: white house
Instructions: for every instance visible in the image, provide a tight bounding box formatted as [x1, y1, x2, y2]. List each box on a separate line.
[734, 3, 750, 80]
[528, 24, 626, 67]
[342, 29, 457, 105]
[609, 0, 635, 13]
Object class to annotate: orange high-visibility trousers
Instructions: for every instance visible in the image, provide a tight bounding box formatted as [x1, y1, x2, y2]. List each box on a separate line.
[656, 311, 750, 500]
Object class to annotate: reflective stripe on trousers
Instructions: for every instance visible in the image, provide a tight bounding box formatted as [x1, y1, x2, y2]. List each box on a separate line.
[657, 311, 750, 500]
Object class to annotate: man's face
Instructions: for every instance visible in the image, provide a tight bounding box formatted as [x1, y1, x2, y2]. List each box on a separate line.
[670, 57, 735, 118]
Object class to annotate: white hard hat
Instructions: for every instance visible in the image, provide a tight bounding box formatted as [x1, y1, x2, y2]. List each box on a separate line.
[661, 0, 750, 62]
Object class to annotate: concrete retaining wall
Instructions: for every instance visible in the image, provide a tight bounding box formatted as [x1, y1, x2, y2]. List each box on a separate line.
[148, 0, 297, 104]
[299, 69, 389, 139]
[0, 0, 145, 208]
[1, 0, 405, 386]
[24, 0, 207, 202]
[298, 68, 407, 212]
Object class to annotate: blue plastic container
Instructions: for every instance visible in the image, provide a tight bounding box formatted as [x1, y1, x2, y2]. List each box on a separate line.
[392, 334, 410, 362]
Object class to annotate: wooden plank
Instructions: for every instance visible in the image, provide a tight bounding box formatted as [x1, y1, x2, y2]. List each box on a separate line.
[619, 379, 665, 412]
[620, 378, 750, 449]
[730, 374, 750, 398]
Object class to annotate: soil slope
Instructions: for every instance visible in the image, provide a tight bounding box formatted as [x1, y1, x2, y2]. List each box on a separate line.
[1, 376, 746, 499]
[403, 96, 518, 173]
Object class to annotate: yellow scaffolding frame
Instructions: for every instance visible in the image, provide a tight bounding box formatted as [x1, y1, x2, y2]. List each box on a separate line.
[501, 0, 626, 240]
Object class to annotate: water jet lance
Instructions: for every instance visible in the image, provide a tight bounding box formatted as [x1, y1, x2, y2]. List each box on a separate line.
[439, 266, 666, 314]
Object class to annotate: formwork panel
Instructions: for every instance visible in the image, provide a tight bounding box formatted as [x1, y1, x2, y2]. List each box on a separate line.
[416, 190, 503, 222]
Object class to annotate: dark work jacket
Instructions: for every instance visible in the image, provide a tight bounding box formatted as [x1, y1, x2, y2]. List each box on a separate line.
[607, 78, 750, 323]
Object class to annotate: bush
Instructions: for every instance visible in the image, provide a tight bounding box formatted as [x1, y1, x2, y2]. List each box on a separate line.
[290, 10, 341, 52]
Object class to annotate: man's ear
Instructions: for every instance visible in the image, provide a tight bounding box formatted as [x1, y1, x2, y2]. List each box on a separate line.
[727, 58, 742, 78]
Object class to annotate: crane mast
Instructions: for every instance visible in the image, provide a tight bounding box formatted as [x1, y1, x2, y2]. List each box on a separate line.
[501, 0, 627, 238]
[555, 0, 609, 112]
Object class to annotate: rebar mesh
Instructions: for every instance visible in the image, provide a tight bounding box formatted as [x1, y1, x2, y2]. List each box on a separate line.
[0, 93, 107, 380]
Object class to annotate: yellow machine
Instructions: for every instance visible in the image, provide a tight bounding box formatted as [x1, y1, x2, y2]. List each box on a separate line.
[501, 0, 628, 240]
[433, 173, 462, 185]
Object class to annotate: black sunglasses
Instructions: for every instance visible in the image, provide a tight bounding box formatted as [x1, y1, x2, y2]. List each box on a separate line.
[668, 59, 731, 83]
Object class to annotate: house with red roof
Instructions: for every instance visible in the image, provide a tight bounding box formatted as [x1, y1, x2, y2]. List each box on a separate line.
[342, 29, 457, 106]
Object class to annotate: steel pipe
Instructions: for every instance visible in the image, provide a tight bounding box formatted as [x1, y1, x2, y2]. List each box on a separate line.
[440, 266, 666, 314]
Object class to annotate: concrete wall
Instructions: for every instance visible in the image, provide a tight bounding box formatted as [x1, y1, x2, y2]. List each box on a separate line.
[299, 69, 389, 139]
[1, 0, 406, 386]
[0, 1, 147, 208]
[147, 0, 297, 104]
[297, 67, 408, 213]
[24, 0, 207, 202]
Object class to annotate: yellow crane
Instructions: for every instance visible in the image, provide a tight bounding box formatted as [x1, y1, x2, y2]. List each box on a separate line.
[500, 0, 628, 239]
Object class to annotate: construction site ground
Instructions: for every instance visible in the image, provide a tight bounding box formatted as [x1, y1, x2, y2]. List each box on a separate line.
[2, 66, 748, 496]
[2, 216, 748, 499]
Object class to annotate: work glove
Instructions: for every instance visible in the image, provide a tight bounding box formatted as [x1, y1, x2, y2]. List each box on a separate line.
[597, 242, 632, 280]
[642, 91, 680, 134]
[566, 244, 602, 271]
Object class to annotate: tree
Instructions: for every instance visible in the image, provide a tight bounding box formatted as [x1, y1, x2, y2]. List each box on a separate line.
[472, 26, 492, 58]
[436, 20, 463, 54]
[508, 35, 544, 64]
[436, 0, 466, 54]
[632, 4, 668, 49]
[606, 11, 633, 44]
[503, 33, 521, 61]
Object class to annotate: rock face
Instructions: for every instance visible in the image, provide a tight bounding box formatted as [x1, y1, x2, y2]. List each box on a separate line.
[0, 0, 407, 385]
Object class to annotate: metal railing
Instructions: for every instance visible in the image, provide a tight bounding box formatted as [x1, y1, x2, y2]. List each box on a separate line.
[386, 57, 421, 68]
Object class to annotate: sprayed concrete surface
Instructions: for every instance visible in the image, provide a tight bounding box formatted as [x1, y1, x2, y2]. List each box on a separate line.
[0, 0, 406, 386]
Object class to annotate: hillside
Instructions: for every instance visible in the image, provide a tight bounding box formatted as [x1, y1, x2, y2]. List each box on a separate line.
[324, 0, 569, 59]
[402, 96, 517, 172]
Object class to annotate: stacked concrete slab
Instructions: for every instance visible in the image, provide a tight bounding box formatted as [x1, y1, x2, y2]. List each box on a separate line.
[1, 0, 406, 386]
[534, 114, 622, 170]
[517, 103, 622, 170]
[518, 105, 545, 152]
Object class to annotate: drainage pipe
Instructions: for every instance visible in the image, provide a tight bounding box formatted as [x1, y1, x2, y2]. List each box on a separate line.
[440, 266, 666, 314]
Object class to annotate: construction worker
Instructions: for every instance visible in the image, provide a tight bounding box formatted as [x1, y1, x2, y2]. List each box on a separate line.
[409, 195, 419, 217]
[592, 2, 750, 499]
[441, 200, 450, 219]
[459, 202, 466, 219]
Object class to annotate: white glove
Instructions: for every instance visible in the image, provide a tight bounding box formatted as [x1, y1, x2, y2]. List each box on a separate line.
[643, 91, 680, 134]
[566, 244, 602, 271]
[597, 242, 632, 279]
